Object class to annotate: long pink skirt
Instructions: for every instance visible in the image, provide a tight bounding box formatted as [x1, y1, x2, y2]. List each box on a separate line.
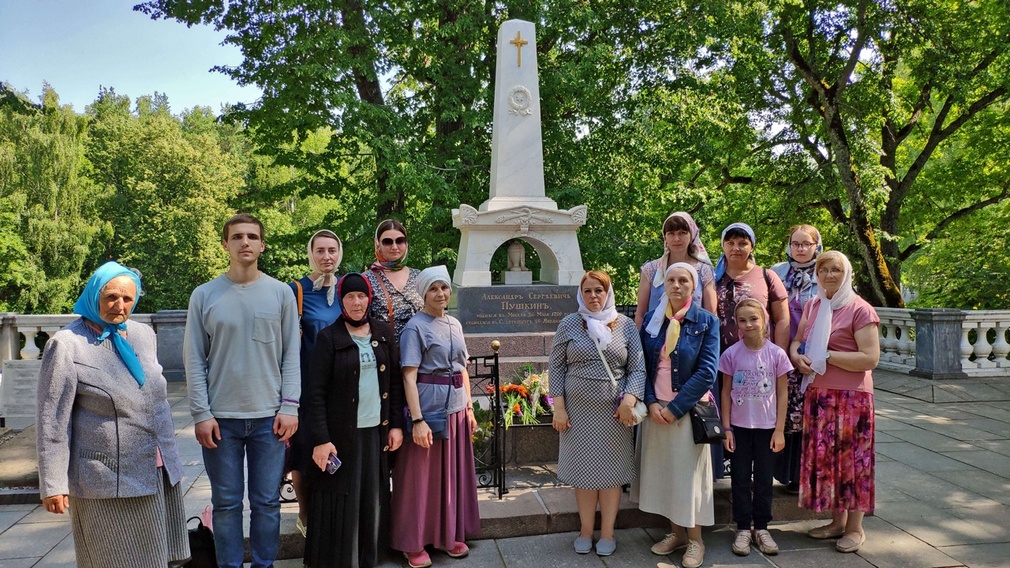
[390, 410, 481, 552]
[799, 387, 875, 513]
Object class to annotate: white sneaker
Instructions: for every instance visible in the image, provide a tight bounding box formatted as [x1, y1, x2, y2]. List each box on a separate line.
[732, 530, 752, 555]
[682, 539, 705, 568]
[651, 532, 688, 555]
[754, 529, 779, 555]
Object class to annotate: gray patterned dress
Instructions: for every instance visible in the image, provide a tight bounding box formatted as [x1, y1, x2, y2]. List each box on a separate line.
[548, 313, 647, 489]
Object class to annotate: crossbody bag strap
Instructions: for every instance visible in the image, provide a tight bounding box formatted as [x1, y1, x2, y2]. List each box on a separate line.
[371, 269, 397, 334]
[593, 338, 619, 391]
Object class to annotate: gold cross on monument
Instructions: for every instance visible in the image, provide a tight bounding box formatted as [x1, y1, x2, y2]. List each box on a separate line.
[509, 31, 528, 68]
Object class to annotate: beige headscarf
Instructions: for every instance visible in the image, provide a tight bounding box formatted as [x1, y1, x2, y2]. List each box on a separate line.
[307, 229, 343, 306]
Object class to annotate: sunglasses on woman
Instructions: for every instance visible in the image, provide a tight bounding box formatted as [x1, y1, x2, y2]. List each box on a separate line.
[380, 237, 408, 247]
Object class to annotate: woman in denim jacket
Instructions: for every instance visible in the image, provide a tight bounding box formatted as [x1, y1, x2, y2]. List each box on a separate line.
[633, 263, 720, 568]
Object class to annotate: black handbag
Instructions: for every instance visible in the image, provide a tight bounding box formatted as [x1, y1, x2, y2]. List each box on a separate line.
[689, 400, 727, 445]
[184, 516, 217, 568]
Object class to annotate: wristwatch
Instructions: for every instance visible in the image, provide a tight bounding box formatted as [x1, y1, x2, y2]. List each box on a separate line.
[411, 417, 424, 424]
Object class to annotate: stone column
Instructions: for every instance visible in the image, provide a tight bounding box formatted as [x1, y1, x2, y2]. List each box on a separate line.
[911, 308, 967, 379]
[151, 309, 188, 382]
[0, 313, 16, 362]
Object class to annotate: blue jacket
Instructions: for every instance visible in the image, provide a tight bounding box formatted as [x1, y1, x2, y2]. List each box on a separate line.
[641, 302, 720, 420]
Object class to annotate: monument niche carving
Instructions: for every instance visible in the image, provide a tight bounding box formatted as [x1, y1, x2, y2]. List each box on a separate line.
[452, 19, 586, 333]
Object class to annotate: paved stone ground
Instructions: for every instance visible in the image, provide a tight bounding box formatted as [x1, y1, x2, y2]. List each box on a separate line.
[1, 370, 1009, 567]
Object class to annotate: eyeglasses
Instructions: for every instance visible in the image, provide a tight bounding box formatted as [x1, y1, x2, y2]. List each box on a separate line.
[380, 237, 407, 247]
[817, 267, 844, 276]
[790, 241, 817, 249]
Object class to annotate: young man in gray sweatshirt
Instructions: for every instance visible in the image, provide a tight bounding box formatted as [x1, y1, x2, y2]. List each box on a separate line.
[184, 213, 300, 568]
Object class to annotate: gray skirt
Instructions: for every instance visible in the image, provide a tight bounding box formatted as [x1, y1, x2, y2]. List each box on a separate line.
[557, 376, 636, 489]
[69, 468, 189, 568]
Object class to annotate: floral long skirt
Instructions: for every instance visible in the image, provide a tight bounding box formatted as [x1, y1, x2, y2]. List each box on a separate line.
[798, 387, 875, 513]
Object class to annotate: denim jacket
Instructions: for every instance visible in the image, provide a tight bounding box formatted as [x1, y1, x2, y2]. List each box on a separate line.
[640, 302, 720, 420]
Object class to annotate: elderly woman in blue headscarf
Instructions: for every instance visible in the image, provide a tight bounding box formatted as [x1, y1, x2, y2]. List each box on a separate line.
[36, 261, 189, 568]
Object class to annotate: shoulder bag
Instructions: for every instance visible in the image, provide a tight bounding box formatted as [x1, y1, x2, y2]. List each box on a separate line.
[689, 398, 727, 444]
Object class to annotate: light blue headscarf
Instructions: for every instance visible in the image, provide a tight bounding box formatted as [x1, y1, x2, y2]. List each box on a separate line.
[714, 222, 757, 280]
[73, 261, 145, 386]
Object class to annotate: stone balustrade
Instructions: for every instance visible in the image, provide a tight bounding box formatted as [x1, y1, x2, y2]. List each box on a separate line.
[4, 306, 1010, 428]
[1, 311, 187, 429]
[877, 308, 917, 373]
[959, 311, 1010, 377]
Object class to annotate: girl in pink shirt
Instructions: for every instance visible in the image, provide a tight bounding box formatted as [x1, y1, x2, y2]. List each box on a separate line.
[718, 299, 793, 557]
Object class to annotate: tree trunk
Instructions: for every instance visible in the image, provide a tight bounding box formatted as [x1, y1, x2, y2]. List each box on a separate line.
[338, 0, 400, 217]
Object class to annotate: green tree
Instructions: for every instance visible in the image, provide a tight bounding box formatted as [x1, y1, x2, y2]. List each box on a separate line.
[134, 0, 746, 298]
[0, 86, 112, 312]
[693, 0, 1010, 306]
[86, 89, 244, 310]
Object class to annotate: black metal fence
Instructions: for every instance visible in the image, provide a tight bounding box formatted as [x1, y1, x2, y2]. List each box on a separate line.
[467, 346, 506, 499]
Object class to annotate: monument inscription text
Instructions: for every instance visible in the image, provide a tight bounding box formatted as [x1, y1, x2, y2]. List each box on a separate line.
[456, 285, 577, 333]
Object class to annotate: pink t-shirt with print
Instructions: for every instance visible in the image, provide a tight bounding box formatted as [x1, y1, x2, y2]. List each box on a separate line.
[802, 296, 880, 393]
[718, 340, 793, 429]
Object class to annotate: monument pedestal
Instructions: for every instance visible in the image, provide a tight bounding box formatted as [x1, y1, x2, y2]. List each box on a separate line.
[503, 271, 533, 285]
[1, 360, 41, 430]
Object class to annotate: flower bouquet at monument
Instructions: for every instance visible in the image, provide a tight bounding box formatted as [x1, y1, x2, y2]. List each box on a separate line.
[470, 402, 496, 461]
[487, 366, 553, 428]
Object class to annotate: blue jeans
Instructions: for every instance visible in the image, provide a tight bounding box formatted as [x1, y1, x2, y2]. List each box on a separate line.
[203, 417, 286, 568]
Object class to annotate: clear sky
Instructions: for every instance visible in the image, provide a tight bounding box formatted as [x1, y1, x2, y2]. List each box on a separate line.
[0, 0, 261, 114]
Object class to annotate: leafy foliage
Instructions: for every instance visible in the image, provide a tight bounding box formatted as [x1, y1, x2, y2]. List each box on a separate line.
[0, 87, 112, 312]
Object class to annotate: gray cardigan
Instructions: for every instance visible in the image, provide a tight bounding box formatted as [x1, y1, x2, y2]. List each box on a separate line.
[36, 318, 184, 499]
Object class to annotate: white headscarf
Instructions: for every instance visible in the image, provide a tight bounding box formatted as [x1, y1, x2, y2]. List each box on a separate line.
[801, 251, 857, 392]
[645, 262, 699, 338]
[577, 274, 620, 349]
[307, 230, 343, 306]
[416, 265, 452, 298]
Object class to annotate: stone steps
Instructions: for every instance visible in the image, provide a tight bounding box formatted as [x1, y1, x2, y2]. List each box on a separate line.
[271, 471, 824, 559]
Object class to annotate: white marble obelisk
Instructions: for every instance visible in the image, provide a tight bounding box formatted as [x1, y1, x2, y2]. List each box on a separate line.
[452, 19, 586, 288]
[483, 20, 554, 211]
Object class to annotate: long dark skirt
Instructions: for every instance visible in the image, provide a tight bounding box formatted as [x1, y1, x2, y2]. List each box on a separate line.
[774, 369, 806, 485]
[774, 432, 803, 485]
[304, 427, 384, 568]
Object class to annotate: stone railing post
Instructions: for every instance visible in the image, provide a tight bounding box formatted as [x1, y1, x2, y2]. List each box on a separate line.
[911, 308, 967, 379]
[1, 312, 17, 362]
[151, 310, 188, 382]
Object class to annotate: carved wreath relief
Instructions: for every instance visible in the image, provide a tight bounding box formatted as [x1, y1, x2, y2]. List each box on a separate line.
[508, 86, 533, 116]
